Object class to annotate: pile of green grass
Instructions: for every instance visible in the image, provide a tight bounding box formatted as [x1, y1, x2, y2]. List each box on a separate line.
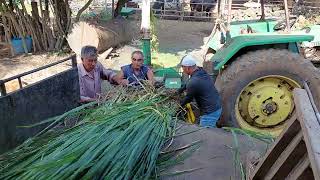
[0, 87, 182, 179]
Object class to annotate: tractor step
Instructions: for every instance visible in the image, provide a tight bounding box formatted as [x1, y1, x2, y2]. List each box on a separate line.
[248, 88, 320, 180]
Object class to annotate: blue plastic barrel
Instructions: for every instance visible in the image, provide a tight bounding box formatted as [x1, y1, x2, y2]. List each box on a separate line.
[11, 36, 33, 54]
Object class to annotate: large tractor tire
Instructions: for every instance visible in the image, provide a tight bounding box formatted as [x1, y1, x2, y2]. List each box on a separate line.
[215, 49, 320, 136]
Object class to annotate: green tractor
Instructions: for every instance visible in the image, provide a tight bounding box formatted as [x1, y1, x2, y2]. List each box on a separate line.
[203, 0, 320, 136]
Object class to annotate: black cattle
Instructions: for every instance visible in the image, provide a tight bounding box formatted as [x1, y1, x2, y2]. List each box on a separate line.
[190, 0, 216, 17]
[152, 0, 165, 14]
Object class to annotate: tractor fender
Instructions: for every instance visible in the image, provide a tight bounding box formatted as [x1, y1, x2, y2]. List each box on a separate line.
[209, 34, 314, 71]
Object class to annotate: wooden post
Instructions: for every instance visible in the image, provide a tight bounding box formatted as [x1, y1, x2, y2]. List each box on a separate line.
[71, 55, 77, 68]
[18, 78, 23, 89]
[0, 81, 7, 96]
[260, 0, 265, 20]
[217, 0, 221, 19]
[226, 0, 232, 30]
[284, 0, 291, 32]
[164, 0, 166, 18]
[180, 0, 184, 20]
[226, 0, 232, 42]
[220, 0, 226, 17]
[112, 0, 115, 19]
[294, 89, 320, 179]
[201, 1, 204, 17]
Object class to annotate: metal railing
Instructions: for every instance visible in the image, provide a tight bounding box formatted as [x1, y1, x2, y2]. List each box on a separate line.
[151, 1, 217, 20]
[0, 54, 77, 96]
[86, 0, 320, 21]
[150, 0, 286, 20]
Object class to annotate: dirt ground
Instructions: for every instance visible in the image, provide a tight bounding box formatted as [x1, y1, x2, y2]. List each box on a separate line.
[0, 19, 213, 88]
[105, 19, 214, 70]
[0, 53, 73, 88]
[162, 122, 270, 180]
[0, 53, 72, 91]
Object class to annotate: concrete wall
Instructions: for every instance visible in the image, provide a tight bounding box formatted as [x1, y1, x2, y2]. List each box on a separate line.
[0, 68, 80, 153]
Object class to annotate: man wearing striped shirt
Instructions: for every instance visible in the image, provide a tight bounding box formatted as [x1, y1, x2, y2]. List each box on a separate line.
[77, 45, 126, 102]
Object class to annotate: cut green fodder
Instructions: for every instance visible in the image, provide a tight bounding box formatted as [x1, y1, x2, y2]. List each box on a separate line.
[0, 87, 182, 180]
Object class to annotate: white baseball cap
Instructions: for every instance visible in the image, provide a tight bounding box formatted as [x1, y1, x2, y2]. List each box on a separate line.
[181, 55, 196, 67]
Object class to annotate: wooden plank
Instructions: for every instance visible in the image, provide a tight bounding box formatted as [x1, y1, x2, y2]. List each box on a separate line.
[264, 131, 304, 180]
[251, 115, 301, 179]
[301, 167, 317, 180]
[246, 151, 261, 180]
[286, 154, 310, 180]
[293, 88, 320, 180]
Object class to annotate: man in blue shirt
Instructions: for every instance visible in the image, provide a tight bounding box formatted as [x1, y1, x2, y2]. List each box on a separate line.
[118, 50, 154, 86]
[178, 54, 222, 128]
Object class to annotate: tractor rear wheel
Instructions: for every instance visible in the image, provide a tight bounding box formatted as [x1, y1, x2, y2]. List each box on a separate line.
[215, 49, 320, 136]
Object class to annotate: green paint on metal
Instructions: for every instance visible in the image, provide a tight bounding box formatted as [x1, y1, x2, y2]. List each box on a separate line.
[211, 34, 314, 70]
[208, 19, 278, 51]
[120, 7, 135, 17]
[288, 43, 299, 53]
[154, 67, 181, 78]
[209, 21, 320, 52]
[142, 38, 151, 65]
[154, 68, 181, 89]
[165, 78, 181, 89]
[229, 19, 278, 37]
[207, 20, 318, 71]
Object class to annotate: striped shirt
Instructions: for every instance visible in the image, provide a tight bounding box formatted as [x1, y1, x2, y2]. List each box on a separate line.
[77, 62, 116, 101]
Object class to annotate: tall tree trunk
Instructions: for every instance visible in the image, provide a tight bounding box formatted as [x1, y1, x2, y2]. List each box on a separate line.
[0, 0, 74, 53]
[75, 0, 94, 22]
[20, 0, 43, 51]
[31, 1, 47, 51]
[2, 16, 15, 56]
[43, 0, 56, 50]
[114, 0, 129, 17]
[8, 0, 13, 11]
[52, 0, 69, 49]
[3, 12, 28, 53]
[45, 0, 50, 18]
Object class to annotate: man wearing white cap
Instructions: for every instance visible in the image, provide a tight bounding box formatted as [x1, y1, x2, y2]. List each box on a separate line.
[178, 54, 222, 128]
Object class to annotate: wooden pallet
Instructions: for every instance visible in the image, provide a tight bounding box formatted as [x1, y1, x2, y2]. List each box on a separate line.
[249, 88, 320, 180]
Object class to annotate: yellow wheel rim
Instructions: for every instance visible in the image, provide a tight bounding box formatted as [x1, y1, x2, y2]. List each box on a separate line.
[235, 76, 301, 137]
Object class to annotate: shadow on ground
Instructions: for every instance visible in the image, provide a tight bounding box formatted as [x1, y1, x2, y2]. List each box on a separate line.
[161, 122, 270, 180]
